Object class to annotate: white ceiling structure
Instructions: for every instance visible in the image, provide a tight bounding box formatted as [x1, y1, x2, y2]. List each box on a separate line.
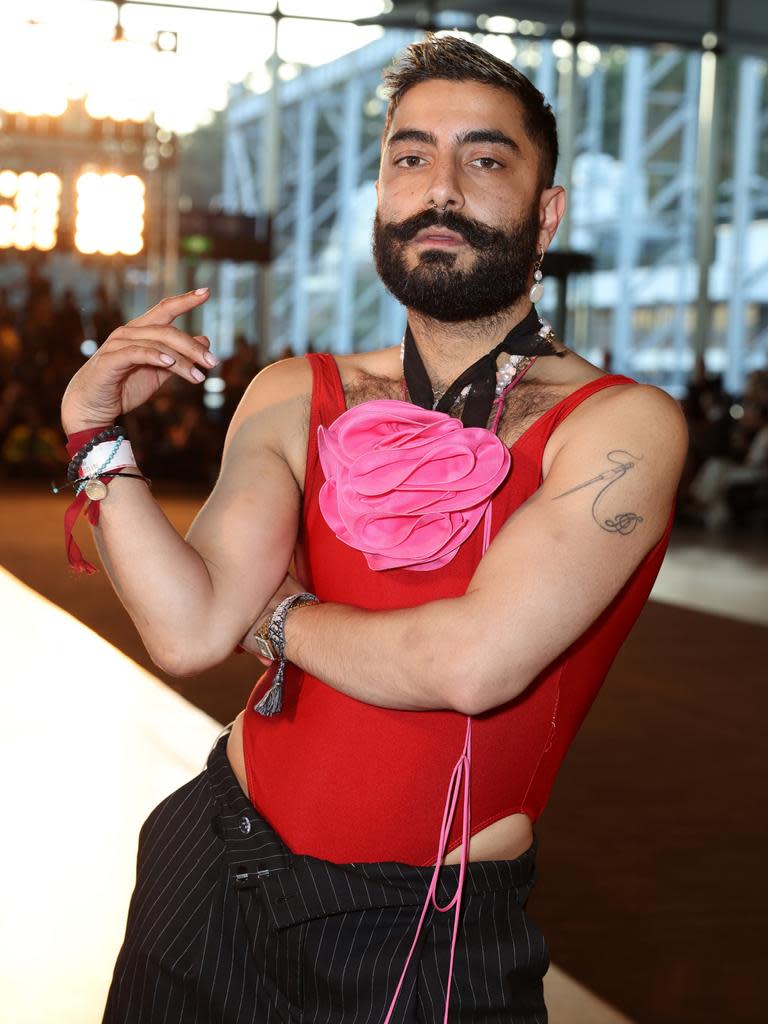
[360, 1, 768, 56]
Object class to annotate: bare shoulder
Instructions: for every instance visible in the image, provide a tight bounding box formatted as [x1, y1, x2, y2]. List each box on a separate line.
[592, 381, 687, 453]
[222, 356, 313, 485]
[229, 356, 313, 426]
[557, 379, 688, 459]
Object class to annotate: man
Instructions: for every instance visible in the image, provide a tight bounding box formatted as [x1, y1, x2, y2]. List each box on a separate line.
[62, 35, 686, 1024]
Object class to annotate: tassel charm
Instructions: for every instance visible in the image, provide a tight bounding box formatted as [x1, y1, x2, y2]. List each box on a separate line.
[251, 592, 319, 718]
[253, 661, 285, 717]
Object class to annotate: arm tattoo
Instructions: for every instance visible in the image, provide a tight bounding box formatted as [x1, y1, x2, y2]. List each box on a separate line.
[553, 450, 644, 535]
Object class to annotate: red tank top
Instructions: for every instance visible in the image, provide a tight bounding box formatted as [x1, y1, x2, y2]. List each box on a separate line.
[243, 353, 673, 866]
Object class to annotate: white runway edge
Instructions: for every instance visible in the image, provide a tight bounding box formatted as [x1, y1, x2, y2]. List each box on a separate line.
[651, 532, 768, 626]
[0, 566, 635, 1024]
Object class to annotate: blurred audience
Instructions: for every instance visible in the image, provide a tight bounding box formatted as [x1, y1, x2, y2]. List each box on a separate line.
[1, 270, 766, 534]
[681, 367, 768, 530]
[0, 271, 264, 488]
[92, 284, 125, 346]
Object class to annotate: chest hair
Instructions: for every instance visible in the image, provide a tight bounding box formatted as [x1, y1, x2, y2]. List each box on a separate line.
[343, 373, 564, 447]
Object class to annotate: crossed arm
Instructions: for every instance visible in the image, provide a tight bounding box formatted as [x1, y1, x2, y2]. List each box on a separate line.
[241, 380, 688, 716]
[88, 356, 686, 714]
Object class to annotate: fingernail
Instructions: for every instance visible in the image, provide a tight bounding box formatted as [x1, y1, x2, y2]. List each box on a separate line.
[203, 352, 218, 367]
[191, 368, 205, 382]
[194, 287, 209, 295]
[160, 354, 175, 365]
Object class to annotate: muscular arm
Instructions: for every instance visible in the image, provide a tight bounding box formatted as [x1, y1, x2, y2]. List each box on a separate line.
[279, 384, 687, 714]
[89, 359, 307, 675]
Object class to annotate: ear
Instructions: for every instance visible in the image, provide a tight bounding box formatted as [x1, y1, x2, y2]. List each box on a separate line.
[537, 186, 566, 252]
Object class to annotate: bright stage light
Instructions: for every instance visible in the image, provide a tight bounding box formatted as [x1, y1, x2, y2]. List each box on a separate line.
[0, 21, 69, 118]
[0, 170, 62, 252]
[0, 207, 15, 249]
[75, 171, 146, 256]
[155, 30, 178, 54]
[82, 38, 156, 123]
[0, 171, 18, 199]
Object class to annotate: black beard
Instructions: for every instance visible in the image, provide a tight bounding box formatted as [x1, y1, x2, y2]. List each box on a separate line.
[372, 205, 541, 323]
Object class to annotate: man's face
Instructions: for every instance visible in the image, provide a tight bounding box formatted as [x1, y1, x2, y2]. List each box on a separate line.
[373, 79, 553, 322]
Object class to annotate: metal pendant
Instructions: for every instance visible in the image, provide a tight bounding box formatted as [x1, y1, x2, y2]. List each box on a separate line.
[84, 478, 108, 501]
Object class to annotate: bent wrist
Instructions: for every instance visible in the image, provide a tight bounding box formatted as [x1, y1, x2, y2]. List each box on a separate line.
[63, 418, 112, 436]
[282, 597, 322, 662]
[64, 423, 114, 455]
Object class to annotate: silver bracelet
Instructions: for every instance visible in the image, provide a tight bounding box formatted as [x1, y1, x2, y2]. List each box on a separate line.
[253, 592, 319, 717]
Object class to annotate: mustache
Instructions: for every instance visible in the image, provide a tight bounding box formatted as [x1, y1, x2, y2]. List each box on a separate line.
[380, 209, 505, 250]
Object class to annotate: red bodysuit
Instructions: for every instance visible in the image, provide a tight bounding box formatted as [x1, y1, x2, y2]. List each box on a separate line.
[243, 353, 673, 867]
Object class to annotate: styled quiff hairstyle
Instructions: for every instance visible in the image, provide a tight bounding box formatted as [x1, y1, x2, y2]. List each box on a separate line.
[382, 34, 558, 189]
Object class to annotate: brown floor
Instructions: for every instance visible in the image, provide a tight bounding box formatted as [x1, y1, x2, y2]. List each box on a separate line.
[2, 483, 765, 1024]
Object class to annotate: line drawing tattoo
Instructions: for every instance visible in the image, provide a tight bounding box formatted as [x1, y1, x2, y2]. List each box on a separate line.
[553, 450, 644, 535]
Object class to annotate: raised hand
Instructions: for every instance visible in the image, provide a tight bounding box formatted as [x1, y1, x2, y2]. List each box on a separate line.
[61, 287, 217, 433]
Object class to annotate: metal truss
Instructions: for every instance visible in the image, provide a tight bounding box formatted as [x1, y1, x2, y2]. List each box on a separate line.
[219, 32, 766, 395]
[582, 48, 702, 390]
[218, 32, 413, 360]
[724, 56, 768, 395]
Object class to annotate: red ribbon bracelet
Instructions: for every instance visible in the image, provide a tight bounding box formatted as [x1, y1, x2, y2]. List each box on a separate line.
[63, 425, 112, 575]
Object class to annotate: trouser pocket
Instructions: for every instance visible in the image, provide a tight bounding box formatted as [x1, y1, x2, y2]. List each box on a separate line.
[298, 903, 425, 1023]
[418, 889, 549, 1023]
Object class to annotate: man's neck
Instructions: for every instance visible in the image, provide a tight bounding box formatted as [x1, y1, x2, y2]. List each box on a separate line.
[406, 298, 535, 392]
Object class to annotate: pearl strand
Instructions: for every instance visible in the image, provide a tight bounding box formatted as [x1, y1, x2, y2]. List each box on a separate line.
[400, 317, 554, 407]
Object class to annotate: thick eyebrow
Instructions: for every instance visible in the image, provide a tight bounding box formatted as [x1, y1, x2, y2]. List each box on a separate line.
[387, 128, 437, 147]
[457, 129, 521, 154]
[386, 127, 520, 154]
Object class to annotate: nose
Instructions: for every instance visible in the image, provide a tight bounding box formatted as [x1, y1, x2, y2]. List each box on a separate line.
[423, 154, 464, 213]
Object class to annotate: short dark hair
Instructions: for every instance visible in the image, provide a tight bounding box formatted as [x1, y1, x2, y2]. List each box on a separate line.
[382, 34, 558, 189]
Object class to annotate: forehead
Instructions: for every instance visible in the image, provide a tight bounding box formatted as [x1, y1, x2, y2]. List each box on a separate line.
[387, 79, 529, 144]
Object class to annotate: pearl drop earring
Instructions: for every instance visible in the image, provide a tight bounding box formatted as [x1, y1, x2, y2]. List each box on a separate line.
[528, 251, 545, 304]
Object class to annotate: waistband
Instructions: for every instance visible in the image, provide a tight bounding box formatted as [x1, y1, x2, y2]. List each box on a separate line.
[205, 729, 537, 932]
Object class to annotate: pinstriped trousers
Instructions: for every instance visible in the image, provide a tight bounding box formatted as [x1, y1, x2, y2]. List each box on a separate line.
[102, 731, 549, 1023]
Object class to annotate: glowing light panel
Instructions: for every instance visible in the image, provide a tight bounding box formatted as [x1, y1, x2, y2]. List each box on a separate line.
[75, 172, 145, 256]
[0, 170, 61, 251]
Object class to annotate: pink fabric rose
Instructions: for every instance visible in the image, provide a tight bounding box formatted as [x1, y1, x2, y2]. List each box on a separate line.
[317, 399, 510, 571]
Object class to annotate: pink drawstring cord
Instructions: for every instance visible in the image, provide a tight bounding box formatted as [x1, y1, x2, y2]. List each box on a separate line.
[383, 717, 472, 1024]
[383, 354, 538, 1023]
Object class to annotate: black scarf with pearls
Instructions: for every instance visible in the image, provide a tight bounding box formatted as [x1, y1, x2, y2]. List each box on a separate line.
[402, 307, 565, 428]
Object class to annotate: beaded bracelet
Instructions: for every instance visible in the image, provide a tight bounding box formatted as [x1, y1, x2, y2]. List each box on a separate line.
[74, 434, 125, 497]
[66, 425, 125, 482]
[58, 424, 142, 574]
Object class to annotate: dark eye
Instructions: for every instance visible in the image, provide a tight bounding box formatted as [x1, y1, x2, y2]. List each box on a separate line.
[395, 155, 426, 168]
[472, 157, 501, 169]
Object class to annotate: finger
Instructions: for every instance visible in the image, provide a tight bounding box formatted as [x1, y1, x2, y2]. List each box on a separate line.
[110, 325, 218, 368]
[127, 287, 210, 329]
[98, 344, 208, 385]
[103, 340, 208, 382]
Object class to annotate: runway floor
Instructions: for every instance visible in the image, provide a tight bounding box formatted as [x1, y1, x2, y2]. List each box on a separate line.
[1, 483, 765, 1023]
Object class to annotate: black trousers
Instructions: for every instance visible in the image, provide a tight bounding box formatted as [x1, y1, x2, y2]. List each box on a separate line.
[103, 731, 549, 1023]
